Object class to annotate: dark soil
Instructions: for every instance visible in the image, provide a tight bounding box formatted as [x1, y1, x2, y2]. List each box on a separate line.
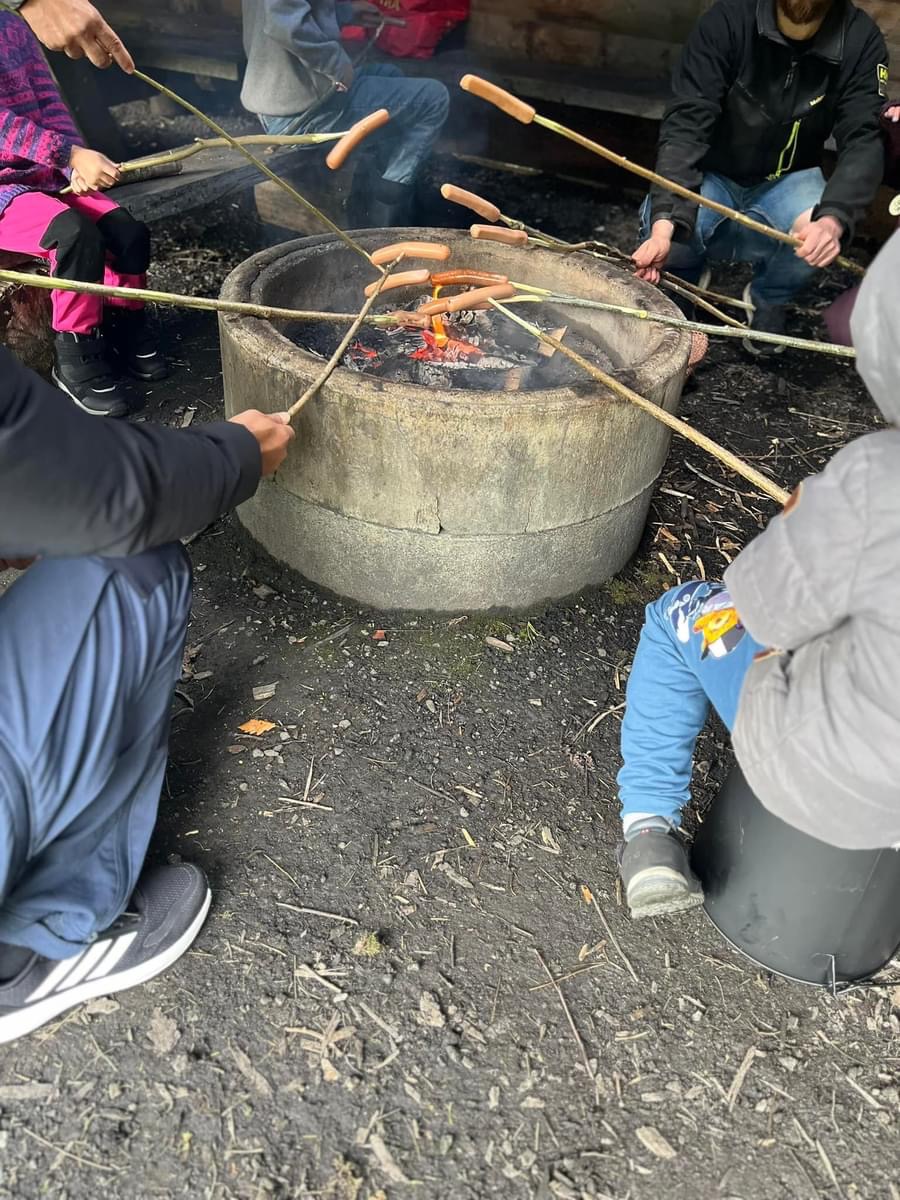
[1, 125, 898, 1200]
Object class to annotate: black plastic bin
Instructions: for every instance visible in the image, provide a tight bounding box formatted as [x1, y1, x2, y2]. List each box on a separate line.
[692, 766, 900, 988]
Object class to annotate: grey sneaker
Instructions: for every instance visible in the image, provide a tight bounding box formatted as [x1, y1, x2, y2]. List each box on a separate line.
[741, 283, 787, 357]
[618, 829, 704, 920]
[0, 863, 210, 1044]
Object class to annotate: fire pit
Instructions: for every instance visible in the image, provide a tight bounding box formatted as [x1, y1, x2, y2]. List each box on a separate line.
[219, 228, 691, 612]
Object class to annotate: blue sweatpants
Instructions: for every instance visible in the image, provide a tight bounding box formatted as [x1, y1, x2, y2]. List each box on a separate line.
[261, 64, 450, 187]
[640, 167, 827, 306]
[0, 545, 192, 959]
[617, 582, 763, 828]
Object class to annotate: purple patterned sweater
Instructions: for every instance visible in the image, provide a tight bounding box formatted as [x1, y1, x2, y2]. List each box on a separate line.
[0, 12, 80, 216]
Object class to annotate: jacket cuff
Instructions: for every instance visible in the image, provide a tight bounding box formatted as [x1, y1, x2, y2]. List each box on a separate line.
[48, 133, 77, 173]
[209, 420, 262, 507]
[811, 202, 854, 245]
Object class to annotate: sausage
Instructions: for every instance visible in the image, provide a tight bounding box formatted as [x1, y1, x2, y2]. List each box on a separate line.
[326, 108, 390, 170]
[430, 269, 509, 287]
[386, 309, 432, 330]
[363, 268, 432, 297]
[417, 283, 516, 315]
[439, 184, 502, 223]
[460, 75, 536, 125]
[370, 241, 452, 266]
[470, 224, 529, 246]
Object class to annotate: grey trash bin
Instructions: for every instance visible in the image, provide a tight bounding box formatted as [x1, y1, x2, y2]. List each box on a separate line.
[691, 766, 900, 988]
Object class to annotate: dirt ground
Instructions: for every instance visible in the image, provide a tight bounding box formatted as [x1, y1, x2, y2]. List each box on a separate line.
[1, 109, 899, 1200]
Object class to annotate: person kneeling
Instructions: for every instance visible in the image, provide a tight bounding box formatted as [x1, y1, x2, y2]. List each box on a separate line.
[616, 227, 900, 919]
[632, 0, 887, 358]
[0, 11, 167, 416]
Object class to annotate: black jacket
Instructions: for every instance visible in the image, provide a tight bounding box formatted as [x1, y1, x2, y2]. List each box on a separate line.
[0, 348, 260, 559]
[650, 0, 888, 240]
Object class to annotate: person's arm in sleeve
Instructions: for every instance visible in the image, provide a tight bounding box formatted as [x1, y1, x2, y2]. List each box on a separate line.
[0, 350, 273, 560]
[261, 0, 351, 88]
[649, 3, 736, 238]
[724, 438, 870, 650]
[813, 30, 888, 241]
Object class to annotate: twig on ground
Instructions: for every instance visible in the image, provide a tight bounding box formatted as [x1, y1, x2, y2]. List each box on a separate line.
[276, 901, 359, 925]
[590, 895, 640, 985]
[21, 1127, 120, 1173]
[726, 1046, 764, 1112]
[534, 948, 596, 1084]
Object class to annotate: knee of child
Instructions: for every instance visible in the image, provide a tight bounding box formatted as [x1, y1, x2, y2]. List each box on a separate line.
[96, 210, 151, 275]
[41, 207, 104, 264]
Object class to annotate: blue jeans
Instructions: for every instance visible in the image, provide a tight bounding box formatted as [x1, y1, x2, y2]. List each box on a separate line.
[0, 545, 192, 959]
[617, 582, 763, 828]
[640, 168, 827, 306]
[261, 64, 449, 187]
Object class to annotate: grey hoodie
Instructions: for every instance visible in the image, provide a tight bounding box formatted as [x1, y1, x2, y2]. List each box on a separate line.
[241, 0, 351, 118]
[724, 230, 900, 850]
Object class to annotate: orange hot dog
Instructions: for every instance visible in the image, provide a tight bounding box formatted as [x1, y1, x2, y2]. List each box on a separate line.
[439, 184, 502, 223]
[460, 75, 536, 125]
[326, 108, 390, 170]
[370, 241, 452, 266]
[430, 269, 509, 287]
[470, 224, 529, 246]
[363, 268, 431, 297]
[417, 283, 516, 315]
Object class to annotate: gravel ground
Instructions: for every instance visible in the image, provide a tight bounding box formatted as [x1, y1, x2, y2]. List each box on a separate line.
[1, 130, 898, 1200]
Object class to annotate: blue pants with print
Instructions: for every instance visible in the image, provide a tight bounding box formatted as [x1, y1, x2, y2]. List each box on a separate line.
[0, 545, 191, 959]
[640, 168, 827, 306]
[261, 64, 449, 187]
[617, 582, 763, 828]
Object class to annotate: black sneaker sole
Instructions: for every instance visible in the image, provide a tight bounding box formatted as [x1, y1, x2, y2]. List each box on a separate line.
[52, 369, 130, 419]
[0, 888, 210, 1044]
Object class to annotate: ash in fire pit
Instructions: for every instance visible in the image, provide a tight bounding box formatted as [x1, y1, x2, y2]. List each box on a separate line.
[287, 298, 615, 392]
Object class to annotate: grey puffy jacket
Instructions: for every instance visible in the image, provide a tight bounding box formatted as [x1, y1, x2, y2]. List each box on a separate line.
[725, 230, 900, 849]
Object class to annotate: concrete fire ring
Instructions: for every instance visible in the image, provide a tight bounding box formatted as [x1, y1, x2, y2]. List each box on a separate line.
[219, 228, 691, 612]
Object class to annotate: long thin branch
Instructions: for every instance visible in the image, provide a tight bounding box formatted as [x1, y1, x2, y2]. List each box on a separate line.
[491, 299, 790, 506]
[286, 257, 401, 421]
[534, 948, 596, 1083]
[132, 69, 376, 268]
[507, 287, 855, 359]
[0, 266, 396, 326]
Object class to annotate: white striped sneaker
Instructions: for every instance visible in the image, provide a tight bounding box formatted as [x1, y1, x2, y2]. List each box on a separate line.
[0, 864, 210, 1044]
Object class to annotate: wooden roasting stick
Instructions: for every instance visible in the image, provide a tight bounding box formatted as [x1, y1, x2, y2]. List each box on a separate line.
[287, 257, 403, 421]
[0, 266, 401, 326]
[460, 75, 865, 279]
[491, 299, 790, 506]
[443, 185, 749, 326]
[60, 133, 355, 194]
[132, 70, 386, 267]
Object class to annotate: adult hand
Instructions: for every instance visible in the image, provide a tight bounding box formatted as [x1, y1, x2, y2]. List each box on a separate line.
[794, 215, 843, 268]
[632, 219, 675, 284]
[229, 410, 295, 476]
[19, 0, 134, 71]
[70, 146, 120, 193]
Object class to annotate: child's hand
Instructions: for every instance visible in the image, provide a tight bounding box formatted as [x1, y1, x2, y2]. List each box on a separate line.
[69, 147, 121, 194]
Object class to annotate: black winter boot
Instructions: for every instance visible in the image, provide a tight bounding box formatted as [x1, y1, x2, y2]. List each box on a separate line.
[52, 330, 129, 418]
[105, 309, 170, 382]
